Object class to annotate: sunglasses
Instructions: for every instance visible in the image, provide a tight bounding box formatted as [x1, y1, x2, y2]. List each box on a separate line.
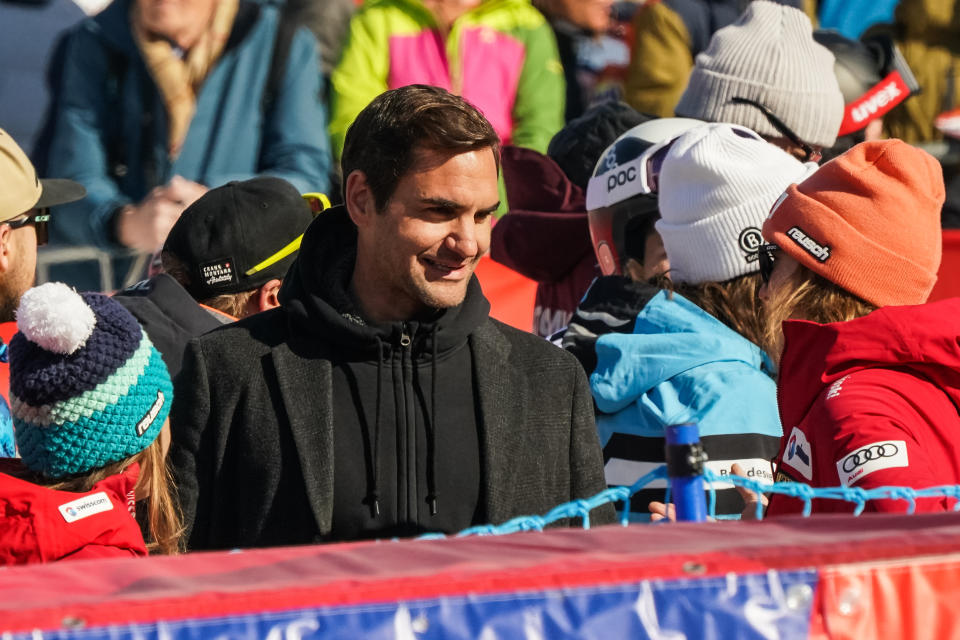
[758, 243, 779, 285]
[243, 192, 331, 277]
[730, 97, 822, 163]
[7, 209, 50, 246]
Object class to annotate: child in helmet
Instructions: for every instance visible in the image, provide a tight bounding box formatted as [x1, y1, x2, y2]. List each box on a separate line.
[0, 283, 181, 563]
[566, 122, 816, 518]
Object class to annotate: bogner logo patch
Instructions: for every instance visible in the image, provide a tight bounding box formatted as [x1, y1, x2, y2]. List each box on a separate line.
[836, 440, 908, 487]
[136, 390, 165, 437]
[738, 227, 763, 264]
[200, 258, 238, 288]
[59, 492, 114, 523]
[786, 226, 830, 262]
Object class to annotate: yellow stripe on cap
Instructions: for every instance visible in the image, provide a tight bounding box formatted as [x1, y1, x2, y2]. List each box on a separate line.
[244, 192, 330, 276]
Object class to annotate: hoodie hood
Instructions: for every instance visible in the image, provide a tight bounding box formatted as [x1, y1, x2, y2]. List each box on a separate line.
[591, 290, 776, 426]
[778, 298, 960, 429]
[278, 206, 490, 359]
[0, 461, 146, 564]
[491, 146, 593, 281]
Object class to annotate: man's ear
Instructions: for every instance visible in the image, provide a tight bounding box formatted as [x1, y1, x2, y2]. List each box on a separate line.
[256, 278, 283, 313]
[344, 170, 377, 228]
[0, 224, 13, 275]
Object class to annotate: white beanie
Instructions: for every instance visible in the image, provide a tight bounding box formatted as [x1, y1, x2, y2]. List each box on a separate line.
[655, 123, 817, 284]
[674, 1, 844, 148]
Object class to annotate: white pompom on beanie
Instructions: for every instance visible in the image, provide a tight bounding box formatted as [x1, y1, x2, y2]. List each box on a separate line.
[655, 123, 817, 284]
[674, 0, 844, 149]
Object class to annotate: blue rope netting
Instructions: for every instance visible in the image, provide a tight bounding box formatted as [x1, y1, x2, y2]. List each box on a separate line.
[419, 466, 960, 540]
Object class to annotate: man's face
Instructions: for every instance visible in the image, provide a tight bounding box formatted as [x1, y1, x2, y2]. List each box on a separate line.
[135, 0, 217, 48]
[549, 0, 612, 34]
[355, 148, 499, 321]
[0, 216, 38, 322]
[421, 0, 483, 29]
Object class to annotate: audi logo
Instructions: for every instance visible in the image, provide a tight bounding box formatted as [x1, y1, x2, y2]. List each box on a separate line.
[842, 443, 899, 473]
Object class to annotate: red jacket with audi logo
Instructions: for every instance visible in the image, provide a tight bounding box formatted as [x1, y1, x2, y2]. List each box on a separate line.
[767, 299, 960, 515]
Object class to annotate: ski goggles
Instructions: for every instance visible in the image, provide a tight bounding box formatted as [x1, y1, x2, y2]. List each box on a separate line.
[6, 209, 50, 246]
[244, 192, 331, 276]
[587, 124, 765, 209]
[584, 137, 676, 210]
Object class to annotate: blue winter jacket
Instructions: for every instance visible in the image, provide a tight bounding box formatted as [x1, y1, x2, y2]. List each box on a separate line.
[46, 0, 331, 249]
[564, 279, 781, 518]
[591, 291, 780, 442]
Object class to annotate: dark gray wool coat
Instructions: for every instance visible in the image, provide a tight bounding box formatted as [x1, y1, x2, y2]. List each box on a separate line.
[169, 209, 614, 551]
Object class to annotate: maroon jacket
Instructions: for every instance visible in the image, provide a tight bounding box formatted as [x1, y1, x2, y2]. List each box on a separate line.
[491, 146, 599, 337]
[0, 461, 147, 564]
[767, 299, 960, 515]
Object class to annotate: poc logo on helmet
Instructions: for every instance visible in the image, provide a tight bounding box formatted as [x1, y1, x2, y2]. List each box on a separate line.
[606, 166, 637, 192]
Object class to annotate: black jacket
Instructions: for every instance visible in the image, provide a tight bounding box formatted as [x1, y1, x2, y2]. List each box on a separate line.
[169, 207, 614, 550]
[114, 273, 233, 377]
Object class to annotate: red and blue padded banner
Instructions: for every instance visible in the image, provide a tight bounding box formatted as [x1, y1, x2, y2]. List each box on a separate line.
[3, 513, 960, 640]
[0, 570, 819, 640]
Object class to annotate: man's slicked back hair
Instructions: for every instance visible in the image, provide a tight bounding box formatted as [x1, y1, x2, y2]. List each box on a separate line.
[341, 85, 501, 211]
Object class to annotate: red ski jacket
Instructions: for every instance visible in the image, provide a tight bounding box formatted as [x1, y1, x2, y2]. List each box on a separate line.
[767, 299, 960, 515]
[0, 461, 147, 565]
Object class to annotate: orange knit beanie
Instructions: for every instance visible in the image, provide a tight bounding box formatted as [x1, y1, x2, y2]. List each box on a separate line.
[762, 140, 944, 307]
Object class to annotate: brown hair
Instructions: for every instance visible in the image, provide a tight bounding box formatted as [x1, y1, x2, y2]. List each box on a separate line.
[161, 251, 252, 319]
[341, 84, 501, 211]
[653, 272, 767, 350]
[42, 437, 183, 555]
[761, 264, 877, 365]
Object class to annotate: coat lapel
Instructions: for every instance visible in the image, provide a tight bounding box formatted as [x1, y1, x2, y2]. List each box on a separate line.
[270, 341, 335, 536]
[470, 320, 513, 522]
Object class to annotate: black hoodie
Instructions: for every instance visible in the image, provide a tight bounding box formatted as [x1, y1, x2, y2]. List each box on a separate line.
[278, 207, 490, 541]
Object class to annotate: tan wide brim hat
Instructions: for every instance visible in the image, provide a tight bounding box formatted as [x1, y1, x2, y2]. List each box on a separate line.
[0, 128, 85, 222]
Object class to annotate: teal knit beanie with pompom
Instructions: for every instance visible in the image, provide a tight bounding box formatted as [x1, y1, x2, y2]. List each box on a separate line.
[8, 283, 173, 478]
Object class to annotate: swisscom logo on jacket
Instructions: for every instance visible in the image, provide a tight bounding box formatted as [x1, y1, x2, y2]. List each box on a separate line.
[0, 461, 147, 564]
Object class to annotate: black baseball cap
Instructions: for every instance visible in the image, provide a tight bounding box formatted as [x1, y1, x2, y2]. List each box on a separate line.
[162, 177, 314, 299]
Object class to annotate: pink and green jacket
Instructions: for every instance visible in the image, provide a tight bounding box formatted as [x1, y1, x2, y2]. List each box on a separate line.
[329, 0, 565, 159]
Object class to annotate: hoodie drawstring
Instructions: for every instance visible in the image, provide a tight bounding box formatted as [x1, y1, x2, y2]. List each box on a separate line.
[426, 325, 439, 516]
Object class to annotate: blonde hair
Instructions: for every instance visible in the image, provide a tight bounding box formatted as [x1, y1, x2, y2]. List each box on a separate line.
[161, 250, 253, 319]
[761, 264, 877, 365]
[654, 272, 767, 350]
[199, 289, 255, 319]
[41, 437, 183, 555]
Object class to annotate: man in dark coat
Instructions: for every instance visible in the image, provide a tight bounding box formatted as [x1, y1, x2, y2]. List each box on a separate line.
[169, 85, 614, 550]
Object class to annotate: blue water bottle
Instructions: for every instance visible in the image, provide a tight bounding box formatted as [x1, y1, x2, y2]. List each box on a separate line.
[665, 423, 707, 522]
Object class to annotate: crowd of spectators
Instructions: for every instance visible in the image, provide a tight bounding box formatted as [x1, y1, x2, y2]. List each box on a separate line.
[0, 0, 959, 565]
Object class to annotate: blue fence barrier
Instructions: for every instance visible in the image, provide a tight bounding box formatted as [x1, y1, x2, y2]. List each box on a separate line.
[422, 465, 960, 540]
